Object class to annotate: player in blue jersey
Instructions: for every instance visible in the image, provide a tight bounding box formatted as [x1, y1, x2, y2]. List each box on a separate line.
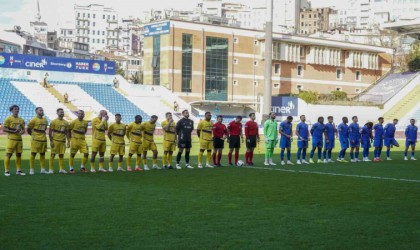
[296, 115, 310, 165]
[348, 116, 361, 162]
[337, 117, 349, 162]
[361, 121, 374, 162]
[323, 116, 337, 163]
[279, 116, 294, 165]
[384, 119, 399, 160]
[404, 119, 418, 161]
[309, 117, 326, 163]
[373, 117, 385, 162]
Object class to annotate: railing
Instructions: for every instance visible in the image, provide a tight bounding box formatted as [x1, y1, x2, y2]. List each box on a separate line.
[304, 94, 383, 106]
[354, 67, 394, 98]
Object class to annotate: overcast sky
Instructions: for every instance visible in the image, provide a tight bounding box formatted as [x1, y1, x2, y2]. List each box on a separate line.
[0, 0, 348, 31]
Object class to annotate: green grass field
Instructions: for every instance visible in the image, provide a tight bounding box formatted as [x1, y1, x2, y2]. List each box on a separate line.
[0, 136, 419, 249]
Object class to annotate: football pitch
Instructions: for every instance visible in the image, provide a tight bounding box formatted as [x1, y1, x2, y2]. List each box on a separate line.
[0, 136, 419, 249]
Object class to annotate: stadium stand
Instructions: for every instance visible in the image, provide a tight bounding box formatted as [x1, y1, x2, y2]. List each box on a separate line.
[12, 81, 77, 121]
[357, 72, 419, 104]
[0, 78, 37, 123]
[53, 83, 109, 121]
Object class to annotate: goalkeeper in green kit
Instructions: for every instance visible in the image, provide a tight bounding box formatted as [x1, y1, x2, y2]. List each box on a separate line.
[264, 112, 278, 166]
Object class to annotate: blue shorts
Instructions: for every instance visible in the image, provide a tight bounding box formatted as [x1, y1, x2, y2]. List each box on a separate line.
[280, 137, 291, 149]
[297, 139, 309, 149]
[350, 139, 360, 148]
[361, 138, 371, 148]
[384, 138, 398, 147]
[312, 139, 323, 148]
[324, 139, 335, 150]
[340, 139, 349, 149]
[373, 139, 383, 148]
[406, 140, 416, 147]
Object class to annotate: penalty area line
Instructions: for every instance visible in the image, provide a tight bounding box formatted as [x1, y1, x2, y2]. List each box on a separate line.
[242, 166, 420, 183]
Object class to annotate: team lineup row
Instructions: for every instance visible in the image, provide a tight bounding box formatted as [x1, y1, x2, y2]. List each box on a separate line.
[2, 105, 418, 176]
[2, 105, 258, 176]
[263, 112, 418, 166]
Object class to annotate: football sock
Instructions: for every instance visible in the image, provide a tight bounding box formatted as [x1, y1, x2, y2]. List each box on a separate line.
[99, 161, 104, 169]
[297, 148, 302, 160]
[212, 152, 217, 165]
[350, 152, 354, 159]
[198, 151, 203, 164]
[82, 156, 88, 166]
[127, 155, 132, 167]
[168, 153, 173, 165]
[142, 159, 147, 165]
[412, 151, 415, 157]
[135, 156, 141, 167]
[49, 156, 54, 171]
[217, 152, 222, 165]
[302, 149, 307, 160]
[59, 158, 64, 171]
[328, 150, 332, 159]
[228, 152, 232, 164]
[185, 151, 190, 164]
[118, 162, 122, 168]
[265, 150, 269, 161]
[234, 151, 239, 164]
[280, 149, 285, 160]
[342, 149, 346, 158]
[4, 157, 10, 172]
[16, 156, 22, 171]
[355, 152, 359, 159]
[317, 149, 322, 159]
[152, 158, 157, 165]
[386, 148, 390, 157]
[109, 161, 113, 169]
[287, 150, 291, 161]
[30, 155, 35, 170]
[40, 155, 46, 169]
[206, 151, 212, 164]
[373, 149, 377, 158]
[310, 148, 315, 158]
[323, 150, 327, 159]
[69, 157, 74, 168]
[250, 151, 254, 163]
[245, 152, 249, 163]
[162, 154, 167, 166]
[404, 151, 408, 157]
[176, 152, 182, 164]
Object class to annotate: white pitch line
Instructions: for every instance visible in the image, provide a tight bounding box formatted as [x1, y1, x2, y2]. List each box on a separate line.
[242, 165, 420, 183]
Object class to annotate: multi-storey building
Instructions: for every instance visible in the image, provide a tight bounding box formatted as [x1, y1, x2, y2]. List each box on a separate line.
[74, 4, 119, 53]
[142, 19, 393, 103]
[299, 8, 336, 35]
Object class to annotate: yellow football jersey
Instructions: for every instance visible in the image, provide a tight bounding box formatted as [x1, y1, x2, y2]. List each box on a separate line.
[126, 122, 142, 143]
[50, 118, 69, 142]
[161, 120, 176, 142]
[70, 119, 89, 140]
[28, 116, 48, 142]
[91, 117, 108, 141]
[198, 120, 213, 141]
[108, 122, 126, 144]
[140, 121, 156, 142]
[3, 115, 25, 140]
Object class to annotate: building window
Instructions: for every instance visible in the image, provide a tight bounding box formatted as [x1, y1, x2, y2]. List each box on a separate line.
[254, 40, 258, 45]
[297, 65, 304, 77]
[336, 68, 343, 80]
[273, 83, 280, 88]
[113, 15, 115, 20]
[254, 81, 258, 86]
[103, 15, 105, 19]
[78, 13, 80, 17]
[102, 39, 105, 43]
[254, 60, 258, 66]
[301, 22, 304, 26]
[182, 34, 193, 93]
[336, 87, 342, 91]
[274, 63, 280, 74]
[152, 35, 161, 85]
[301, 14, 304, 18]
[309, 14, 311, 18]
[93, 22, 95, 27]
[93, 14, 96, 19]
[92, 30, 95, 35]
[297, 84, 303, 91]
[233, 58, 238, 64]
[300, 46, 305, 58]
[97, 39, 100, 43]
[355, 88, 361, 93]
[102, 31, 105, 35]
[233, 37, 238, 44]
[356, 70, 361, 81]
[205, 36, 229, 101]
[233, 80, 238, 86]
[88, 13, 90, 18]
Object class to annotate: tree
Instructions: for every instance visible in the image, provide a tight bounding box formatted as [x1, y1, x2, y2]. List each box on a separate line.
[131, 71, 143, 84]
[407, 42, 420, 72]
[298, 91, 318, 104]
[116, 62, 125, 77]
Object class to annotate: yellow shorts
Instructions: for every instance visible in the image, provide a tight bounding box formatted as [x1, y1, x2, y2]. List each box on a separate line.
[163, 141, 176, 152]
[200, 140, 213, 150]
[70, 138, 89, 154]
[129, 142, 143, 155]
[31, 140, 47, 154]
[92, 139, 106, 153]
[6, 139, 23, 154]
[143, 140, 157, 151]
[110, 143, 125, 156]
[51, 140, 66, 155]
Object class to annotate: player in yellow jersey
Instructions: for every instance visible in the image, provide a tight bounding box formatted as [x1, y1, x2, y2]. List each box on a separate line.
[69, 110, 89, 173]
[27, 107, 49, 175]
[48, 108, 70, 174]
[161, 112, 177, 169]
[3, 105, 26, 176]
[126, 115, 143, 171]
[90, 110, 109, 173]
[107, 114, 127, 172]
[197, 112, 214, 168]
[140, 115, 159, 170]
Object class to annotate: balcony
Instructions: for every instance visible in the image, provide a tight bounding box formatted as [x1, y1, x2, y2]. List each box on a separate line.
[107, 19, 118, 24]
[76, 16, 89, 21]
[107, 36, 118, 40]
[76, 25, 89, 29]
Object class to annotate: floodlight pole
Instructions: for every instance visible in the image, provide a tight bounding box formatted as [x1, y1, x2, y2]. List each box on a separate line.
[262, 0, 274, 124]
